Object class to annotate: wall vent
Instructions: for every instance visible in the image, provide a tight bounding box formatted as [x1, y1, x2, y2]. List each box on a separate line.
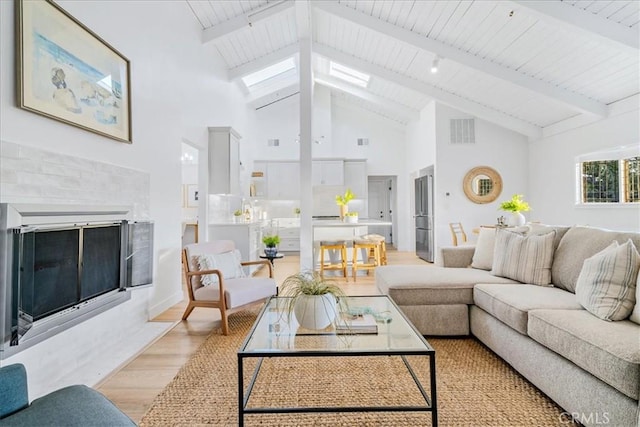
[450, 119, 475, 144]
[357, 138, 369, 146]
[267, 138, 280, 147]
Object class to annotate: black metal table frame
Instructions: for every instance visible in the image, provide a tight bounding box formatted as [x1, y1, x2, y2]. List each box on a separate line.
[259, 253, 284, 266]
[237, 297, 438, 426]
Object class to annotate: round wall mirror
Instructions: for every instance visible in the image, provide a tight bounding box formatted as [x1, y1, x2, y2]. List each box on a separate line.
[463, 166, 503, 204]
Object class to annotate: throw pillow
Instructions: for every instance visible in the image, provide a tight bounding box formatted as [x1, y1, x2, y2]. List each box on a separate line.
[575, 240, 640, 321]
[196, 250, 246, 287]
[491, 229, 556, 286]
[629, 273, 640, 324]
[471, 226, 529, 271]
[471, 227, 496, 271]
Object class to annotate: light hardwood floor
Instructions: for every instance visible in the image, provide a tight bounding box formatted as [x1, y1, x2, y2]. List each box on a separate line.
[96, 249, 431, 422]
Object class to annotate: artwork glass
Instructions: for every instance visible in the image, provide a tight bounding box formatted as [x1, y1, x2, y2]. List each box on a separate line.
[16, 0, 132, 142]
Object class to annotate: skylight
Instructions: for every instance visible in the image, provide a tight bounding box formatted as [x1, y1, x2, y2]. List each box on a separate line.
[242, 58, 296, 87]
[329, 62, 370, 88]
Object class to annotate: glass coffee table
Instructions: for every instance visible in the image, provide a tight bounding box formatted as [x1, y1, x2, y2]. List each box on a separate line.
[237, 295, 437, 426]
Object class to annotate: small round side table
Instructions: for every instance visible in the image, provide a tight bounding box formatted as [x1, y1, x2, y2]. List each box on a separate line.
[260, 253, 284, 267]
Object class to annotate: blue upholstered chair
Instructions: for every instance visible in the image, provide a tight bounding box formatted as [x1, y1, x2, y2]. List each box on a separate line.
[0, 363, 135, 426]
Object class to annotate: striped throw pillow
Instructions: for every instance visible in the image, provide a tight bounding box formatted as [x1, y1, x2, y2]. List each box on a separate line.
[491, 229, 556, 286]
[575, 240, 640, 321]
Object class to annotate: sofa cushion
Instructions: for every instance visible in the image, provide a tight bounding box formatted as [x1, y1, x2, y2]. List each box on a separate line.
[527, 223, 570, 251]
[471, 227, 496, 271]
[575, 240, 639, 321]
[193, 277, 276, 308]
[630, 273, 640, 324]
[491, 229, 556, 286]
[473, 284, 583, 335]
[1, 384, 136, 426]
[552, 226, 640, 293]
[376, 265, 519, 306]
[528, 309, 640, 400]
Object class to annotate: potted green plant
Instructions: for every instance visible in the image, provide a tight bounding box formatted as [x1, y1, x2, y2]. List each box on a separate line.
[344, 211, 359, 224]
[279, 271, 347, 330]
[233, 209, 243, 223]
[262, 234, 280, 257]
[335, 188, 355, 220]
[498, 194, 531, 226]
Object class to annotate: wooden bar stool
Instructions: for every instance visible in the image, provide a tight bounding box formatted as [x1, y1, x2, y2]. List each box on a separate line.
[362, 234, 387, 266]
[352, 239, 380, 281]
[318, 240, 348, 281]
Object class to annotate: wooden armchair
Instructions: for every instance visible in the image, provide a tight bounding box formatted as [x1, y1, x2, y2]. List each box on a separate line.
[182, 240, 277, 335]
[449, 222, 468, 246]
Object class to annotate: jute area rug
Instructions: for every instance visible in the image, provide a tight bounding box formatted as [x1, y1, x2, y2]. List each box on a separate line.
[140, 308, 565, 426]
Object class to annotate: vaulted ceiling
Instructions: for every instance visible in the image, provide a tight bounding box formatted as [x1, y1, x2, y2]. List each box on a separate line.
[187, 0, 639, 139]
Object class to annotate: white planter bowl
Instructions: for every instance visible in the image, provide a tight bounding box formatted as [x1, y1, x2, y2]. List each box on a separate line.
[293, 294, 338, 330]
[345, 215, 359, 224]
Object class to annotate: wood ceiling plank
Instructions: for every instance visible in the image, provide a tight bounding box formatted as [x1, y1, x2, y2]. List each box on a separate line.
[186, 0, 213, 28]
[512, 0, 639, 51]
[202, 0, 293, 44]
[392, 1, 417, 29]
[449, 1, 498, 48]
[314, 42, 543, 137]
[433, 1, 474, 43]
[428, 0, 462, 40]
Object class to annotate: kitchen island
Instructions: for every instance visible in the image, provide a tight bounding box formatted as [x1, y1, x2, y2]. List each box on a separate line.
[312, 219, 392, 271]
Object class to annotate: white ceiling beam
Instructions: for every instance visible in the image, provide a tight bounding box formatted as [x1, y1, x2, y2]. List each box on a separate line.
[249, 83, 300, 110]
[294, 0, 311, 39]
[313, 1, 608, 118]
[512, 0, 639, 52]
[314, 43, 542, 139]
[314, 73, 419, 121]
[227, 44, 298, 81]
[202, 0, 294, 44]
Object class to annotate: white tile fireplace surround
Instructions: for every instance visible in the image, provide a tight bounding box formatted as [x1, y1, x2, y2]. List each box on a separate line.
[0, 140, 171, 399]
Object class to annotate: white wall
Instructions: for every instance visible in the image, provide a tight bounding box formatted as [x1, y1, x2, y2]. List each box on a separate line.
[249, 89, 412, 248]
[0, 0, 252, 393]
[528, 98, 640, 231]
[405, 101, 437, 251]
[434, 103, 529, 251]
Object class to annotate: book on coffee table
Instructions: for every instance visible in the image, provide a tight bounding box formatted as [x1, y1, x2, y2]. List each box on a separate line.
[336, 313, 378, 334]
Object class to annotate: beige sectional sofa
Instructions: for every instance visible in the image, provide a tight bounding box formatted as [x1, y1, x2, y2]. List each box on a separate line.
[376, 225, 640, 427]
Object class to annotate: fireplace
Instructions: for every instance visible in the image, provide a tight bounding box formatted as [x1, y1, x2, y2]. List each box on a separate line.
[0, 204, 153, 359]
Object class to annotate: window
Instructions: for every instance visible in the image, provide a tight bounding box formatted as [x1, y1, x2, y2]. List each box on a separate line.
[624, 157, 640, 202]
[329, 61, 370, 88]
[241, 58, 296, 88]
[578, 155, 639, 204]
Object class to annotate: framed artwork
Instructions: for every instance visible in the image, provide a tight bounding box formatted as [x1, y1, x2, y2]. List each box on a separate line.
[186, 185, 199, 208]
[15, 0, 132, 143]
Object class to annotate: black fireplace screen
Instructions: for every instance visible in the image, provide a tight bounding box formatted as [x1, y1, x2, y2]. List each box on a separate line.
[16, 224, 123, 323]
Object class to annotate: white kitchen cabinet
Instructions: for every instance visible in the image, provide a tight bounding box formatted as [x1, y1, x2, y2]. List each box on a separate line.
[276, 225, 300, 252]
[344, 160, 367, 197]
[312, 160, 344, 185]
[267, 161, 300, 199]
[208, 223, 262, 275]
[208, 127, 241, 195]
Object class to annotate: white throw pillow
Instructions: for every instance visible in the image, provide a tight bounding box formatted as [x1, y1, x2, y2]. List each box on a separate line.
[575, 240, 639, 322]
[471, 227, 496, 271]
[491, 229, 556, 286]
[196, 250, 246, 287]
[630, 273, 640, 324]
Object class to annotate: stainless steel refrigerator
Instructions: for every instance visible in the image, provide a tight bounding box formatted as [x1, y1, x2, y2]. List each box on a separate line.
[415, 168, 434, 262]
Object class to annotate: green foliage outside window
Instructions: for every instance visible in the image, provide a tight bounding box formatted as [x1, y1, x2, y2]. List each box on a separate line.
[582, 160, 619, 203]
